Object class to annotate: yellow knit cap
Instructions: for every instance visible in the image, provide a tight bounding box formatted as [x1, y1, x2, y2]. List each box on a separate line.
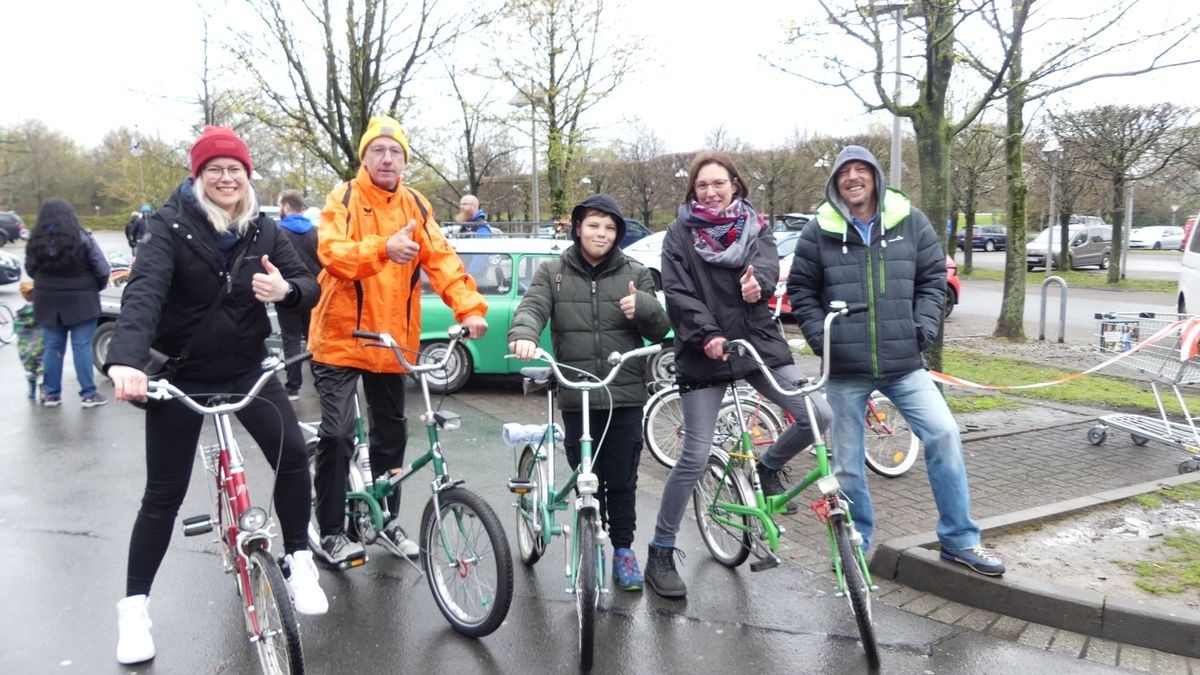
[358, 116, 410, 161]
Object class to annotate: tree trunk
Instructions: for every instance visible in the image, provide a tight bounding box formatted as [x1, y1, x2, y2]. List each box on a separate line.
[1108, 176, 1125, 284]
[995, 2, 1027, 340]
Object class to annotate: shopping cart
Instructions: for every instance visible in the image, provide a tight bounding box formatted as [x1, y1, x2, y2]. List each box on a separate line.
[1086, 312, 1200, 474]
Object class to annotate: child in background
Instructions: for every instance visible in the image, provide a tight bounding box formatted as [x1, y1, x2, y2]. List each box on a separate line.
[16, 280, 45, 400]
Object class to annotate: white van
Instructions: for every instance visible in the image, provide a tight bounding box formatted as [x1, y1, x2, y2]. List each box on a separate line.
[1177, 218, 1200, 313]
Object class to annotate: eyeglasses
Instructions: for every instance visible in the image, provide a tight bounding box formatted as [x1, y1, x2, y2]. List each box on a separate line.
[694, 179, 732, 192]
[367, 145, 406, 159]
[203, 164, 245, 179]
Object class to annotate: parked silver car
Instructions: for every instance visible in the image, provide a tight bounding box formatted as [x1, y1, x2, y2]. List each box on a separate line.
[1026, 223, 1112, 271]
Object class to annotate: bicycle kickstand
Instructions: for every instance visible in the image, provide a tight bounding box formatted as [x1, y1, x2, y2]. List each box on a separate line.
[748, 538, 781, 572]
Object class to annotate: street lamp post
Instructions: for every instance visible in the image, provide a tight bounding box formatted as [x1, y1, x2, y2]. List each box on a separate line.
[865, 1, 911, 190]
[508, 89, 541, 222]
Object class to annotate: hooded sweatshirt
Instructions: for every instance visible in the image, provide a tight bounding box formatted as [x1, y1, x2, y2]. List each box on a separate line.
[786, 145, 946, 379]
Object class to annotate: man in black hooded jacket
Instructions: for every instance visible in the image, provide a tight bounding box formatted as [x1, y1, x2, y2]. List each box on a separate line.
[788, 145, 1005, 577]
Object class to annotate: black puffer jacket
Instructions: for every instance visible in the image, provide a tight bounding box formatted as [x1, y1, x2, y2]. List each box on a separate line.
[660, 203, 791, 386]
[787, 188, 945, 379]
[508, 246, 670, 411]
[105, 178, 320, 381]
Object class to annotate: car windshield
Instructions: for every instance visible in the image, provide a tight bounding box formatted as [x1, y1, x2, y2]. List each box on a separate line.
[777, 235, 800, 257]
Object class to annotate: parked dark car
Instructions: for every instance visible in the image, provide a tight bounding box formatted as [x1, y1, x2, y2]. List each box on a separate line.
[956, 224, 1007, 252]
[0, 250, 20, 284]
[772, 213, 813, 232]
[0, 211, 28, 246]
[621, 218, 652, 248]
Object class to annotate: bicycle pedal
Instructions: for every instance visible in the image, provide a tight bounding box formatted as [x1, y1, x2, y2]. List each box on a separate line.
[507, 478, 533, 494]
[750, 557, 780, 572]
[330, 551, 369, 571]
[181, 514, 213, 536]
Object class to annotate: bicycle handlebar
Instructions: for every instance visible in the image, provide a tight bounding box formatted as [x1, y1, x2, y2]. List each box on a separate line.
[511, 343, 663, 391]
[146, 352, 313, 415]
[351, 325, 466, 374]
[726, 301, 867, 397]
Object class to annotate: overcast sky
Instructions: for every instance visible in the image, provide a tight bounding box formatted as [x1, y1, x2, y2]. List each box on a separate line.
[2, 0, 1197, 156]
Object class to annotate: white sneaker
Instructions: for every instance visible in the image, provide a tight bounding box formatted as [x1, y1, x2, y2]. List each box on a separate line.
[284, 551, 329, 615]
[116, 595, 155, 665]
[381, 524, 420, 558]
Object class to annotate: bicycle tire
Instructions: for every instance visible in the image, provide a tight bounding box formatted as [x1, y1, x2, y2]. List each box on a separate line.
[692, 453, 752, 567]
[830, 512, 879, 668]
[0, 303, 15, 345]
[419, 487, 514, 637]
[864, 393, 920, 478]
[643, 385, 685, 468]
[247, 549, 305, 675]
[515, 446, 547, 566]
[575, 506, 599, 672]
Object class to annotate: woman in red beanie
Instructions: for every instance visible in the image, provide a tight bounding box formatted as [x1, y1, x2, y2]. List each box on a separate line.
[104, 126, 328, 666]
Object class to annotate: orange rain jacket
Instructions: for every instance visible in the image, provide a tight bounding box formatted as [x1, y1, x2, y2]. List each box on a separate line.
[309, 167, 487, 373]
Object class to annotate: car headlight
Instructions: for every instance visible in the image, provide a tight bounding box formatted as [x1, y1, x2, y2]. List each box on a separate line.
[238, 506, 269, 533]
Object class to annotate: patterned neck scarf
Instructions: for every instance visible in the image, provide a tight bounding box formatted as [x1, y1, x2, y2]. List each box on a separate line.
[682, 198, 763, 268]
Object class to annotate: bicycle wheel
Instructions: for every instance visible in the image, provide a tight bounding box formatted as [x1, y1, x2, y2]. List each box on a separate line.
[575, 507, 599, 672]
[830, 512, 879, 668]
[246, 549, 304, 674]
[515, 446, 547, 566]
[692, 453, 752, 567]
[0, 303, 15, 345]
[715, 395, 785, 454]
[864, 394, 920, 478]
[643, 386, 685, 468]
[419, 487, 514, 637]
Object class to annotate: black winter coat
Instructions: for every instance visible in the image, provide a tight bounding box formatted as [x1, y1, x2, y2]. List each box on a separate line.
[660, 211, 792, 385]
[104, 178, 320, 381]
[26, 230, 109, 327]
[508, 247, 670, 411]
[786, 189, 945, 379]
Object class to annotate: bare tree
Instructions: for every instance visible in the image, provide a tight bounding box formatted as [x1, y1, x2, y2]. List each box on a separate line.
[238, 0, 478, 180]
[742, 148, 800, 225]
[950, 122, 1004, 271]
[494, 0, 634, 219]
[613, 124, 667, 226]
[1052, 104, 1198, 282]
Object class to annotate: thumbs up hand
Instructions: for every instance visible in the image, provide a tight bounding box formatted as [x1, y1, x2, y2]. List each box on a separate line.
[252, 255, 290, 303]
[387, 219, 421, 264]
[619, 280, 638, 320]
[740, 264, 761, 303]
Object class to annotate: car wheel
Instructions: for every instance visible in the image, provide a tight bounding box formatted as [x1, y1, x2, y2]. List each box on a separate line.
[419, 340, 472, 394]
[984, 239, 996, 252]
[1153, 242, 1161, 250]
[648, 343, 676, 384]
[943, 287, 957, 319]
[1099, 254, 1110, 270]
[93, 321, 116, 377]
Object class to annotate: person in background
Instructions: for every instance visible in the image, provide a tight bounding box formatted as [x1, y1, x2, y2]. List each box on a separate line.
[24, 198, 110, 408]
[508, 193, 671, 591]
[105, 125, 328, 666]
[308, 115, 489, 566]
[275, 189, 321, 400]
[456, 193, 493, 238]
[125, 204, 151, 255]
[645, 151, 831, 599]
[788, 144, 1004, 577]
[15, 279, 44, 401]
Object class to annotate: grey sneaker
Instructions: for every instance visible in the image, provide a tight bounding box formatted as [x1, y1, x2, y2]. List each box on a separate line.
[82, 393, 109, 408]
[940, 545, 1005, 576]
[42, 394, 62, 408]
[644, 544, 686, 599]
[381, 524, 420, 558]
[318, 532, 365, 565]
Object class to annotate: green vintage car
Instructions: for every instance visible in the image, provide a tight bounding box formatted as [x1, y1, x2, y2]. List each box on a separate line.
[419, 237, 675, 393]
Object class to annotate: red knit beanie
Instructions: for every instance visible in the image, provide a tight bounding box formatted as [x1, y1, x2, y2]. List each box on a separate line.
[190, 125, 253, 177]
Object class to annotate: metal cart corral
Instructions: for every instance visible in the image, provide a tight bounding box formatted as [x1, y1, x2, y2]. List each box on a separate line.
[1087, 312, 1200, 474]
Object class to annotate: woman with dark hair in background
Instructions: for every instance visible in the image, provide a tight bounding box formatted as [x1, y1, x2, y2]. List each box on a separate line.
[24, 197, 110, 408]
[644, 151, 831, 599]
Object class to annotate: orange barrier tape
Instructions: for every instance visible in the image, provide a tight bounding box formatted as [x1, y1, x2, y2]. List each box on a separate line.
[930, 316, 1200, 391]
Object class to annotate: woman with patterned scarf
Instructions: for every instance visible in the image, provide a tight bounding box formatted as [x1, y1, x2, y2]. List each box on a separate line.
[644, 151, 832, 599]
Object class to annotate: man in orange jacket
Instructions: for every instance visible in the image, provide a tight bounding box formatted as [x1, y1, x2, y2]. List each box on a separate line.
[309, 115, 488, 565]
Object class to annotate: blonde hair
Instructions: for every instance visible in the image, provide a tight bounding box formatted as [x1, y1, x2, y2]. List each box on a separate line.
[195, 178, 259, 235]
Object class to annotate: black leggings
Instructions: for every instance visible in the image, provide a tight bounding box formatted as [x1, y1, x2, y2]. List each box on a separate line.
[125, 371, 311, 597]
[562, 406, 643, 551]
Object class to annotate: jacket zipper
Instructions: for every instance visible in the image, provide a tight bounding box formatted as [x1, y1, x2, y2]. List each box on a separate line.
[591, 279, 603, 377]
[866, 241, 880, 379]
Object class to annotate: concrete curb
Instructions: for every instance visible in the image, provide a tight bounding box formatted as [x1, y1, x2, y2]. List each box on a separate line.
[871, 471, 1200, 658]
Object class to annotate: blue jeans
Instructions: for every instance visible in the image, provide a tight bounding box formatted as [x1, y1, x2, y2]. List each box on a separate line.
[825, 368, 979, 552]
[41, 319, 99, 398]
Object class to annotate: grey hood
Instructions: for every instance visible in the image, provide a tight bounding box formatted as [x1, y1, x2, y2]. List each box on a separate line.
[824, 145, 887, 224]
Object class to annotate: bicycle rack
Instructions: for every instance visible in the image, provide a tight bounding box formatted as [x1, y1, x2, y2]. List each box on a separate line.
[1039, 275, 1068, 343]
